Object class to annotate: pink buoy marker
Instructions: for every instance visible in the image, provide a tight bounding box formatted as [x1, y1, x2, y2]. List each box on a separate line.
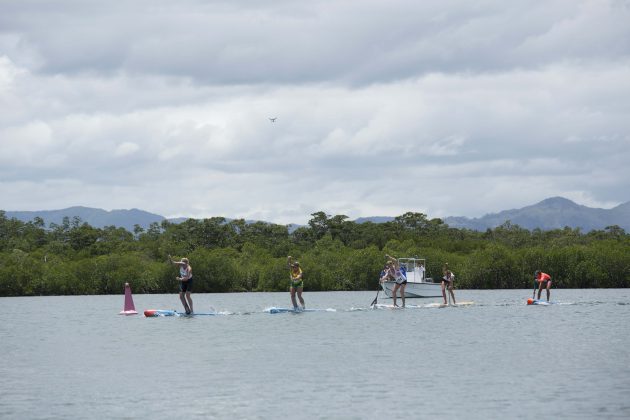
[119, 282, 138, 315]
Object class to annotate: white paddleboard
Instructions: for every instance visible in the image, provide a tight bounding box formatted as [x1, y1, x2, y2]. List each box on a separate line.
[373, 303, 405, 310]
[266, 307, 332, 314]
[425, 301, 474, 308]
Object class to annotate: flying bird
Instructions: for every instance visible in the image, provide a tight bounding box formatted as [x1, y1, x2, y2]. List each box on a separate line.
[269, 117, 277, 123]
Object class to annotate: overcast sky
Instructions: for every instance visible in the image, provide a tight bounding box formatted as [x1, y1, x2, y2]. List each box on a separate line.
[1, 0, 629, 224]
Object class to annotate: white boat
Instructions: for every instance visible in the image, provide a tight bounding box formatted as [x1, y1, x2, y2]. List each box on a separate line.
[380, 258, 442, 298]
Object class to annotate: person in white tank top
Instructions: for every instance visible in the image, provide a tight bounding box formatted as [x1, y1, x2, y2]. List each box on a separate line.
[386, 254, 406, 308]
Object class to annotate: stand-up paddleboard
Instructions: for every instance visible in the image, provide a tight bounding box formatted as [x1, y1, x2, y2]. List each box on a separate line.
[266, 307, 333, 314]
[144, 309, 217, 317]
[373, 301, 474, 309]
[426, 301, 475, 308]
[144, 309, 176, 317]
[372, 303, 407, 309]
[527, 299, 555, 305]
[179, 312, 217, 316]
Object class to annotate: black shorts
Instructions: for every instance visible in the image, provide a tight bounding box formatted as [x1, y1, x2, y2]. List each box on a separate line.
[180, 278, 193, 293]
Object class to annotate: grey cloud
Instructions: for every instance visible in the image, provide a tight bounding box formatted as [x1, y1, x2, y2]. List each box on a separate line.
[2, 1, 629, 86]
[1, 0, 629, 222]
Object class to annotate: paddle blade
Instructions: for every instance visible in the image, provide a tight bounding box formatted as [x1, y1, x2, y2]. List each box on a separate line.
[370, 291, 379, 307]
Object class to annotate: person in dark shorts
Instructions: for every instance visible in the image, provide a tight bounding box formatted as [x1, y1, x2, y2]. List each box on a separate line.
[386, 254, 407, 308]
[169, 255, 194, 314]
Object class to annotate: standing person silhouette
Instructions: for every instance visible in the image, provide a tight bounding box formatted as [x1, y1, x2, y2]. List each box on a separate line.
[386, 254, 407, 308]
[441, 263, 456, 305]
[287, 256, 305, 310]
[534, 270, 552, 302]
[169, 255, 194, 314]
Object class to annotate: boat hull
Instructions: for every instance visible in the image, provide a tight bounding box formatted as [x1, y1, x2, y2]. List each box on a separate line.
[381, 280, 442, 298]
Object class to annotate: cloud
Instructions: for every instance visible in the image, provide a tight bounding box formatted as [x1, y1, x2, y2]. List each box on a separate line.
[0, 0, 629, 223]
[3, 1, 629, 83]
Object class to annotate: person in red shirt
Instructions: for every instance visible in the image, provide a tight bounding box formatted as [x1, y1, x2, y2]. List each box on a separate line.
[534, 270, 552, 302]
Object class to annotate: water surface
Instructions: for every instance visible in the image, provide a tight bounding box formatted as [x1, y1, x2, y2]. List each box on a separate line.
[1, 289, 629, 419]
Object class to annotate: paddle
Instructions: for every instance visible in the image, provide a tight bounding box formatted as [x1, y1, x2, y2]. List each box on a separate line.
[372, 268, 387, 306]
[370, 289, 379, 307]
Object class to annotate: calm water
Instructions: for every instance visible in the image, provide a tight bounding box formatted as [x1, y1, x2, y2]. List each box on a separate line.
[1, 289, 629, 419]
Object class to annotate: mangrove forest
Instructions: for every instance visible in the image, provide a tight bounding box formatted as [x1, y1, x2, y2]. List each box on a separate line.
[0, 210, 628, 296]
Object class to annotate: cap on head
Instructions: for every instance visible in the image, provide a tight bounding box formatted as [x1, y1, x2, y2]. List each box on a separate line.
[182, 258, 189, 263]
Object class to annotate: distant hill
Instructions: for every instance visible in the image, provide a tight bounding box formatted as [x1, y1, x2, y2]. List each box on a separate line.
[4, 206, 167, 232]
[3, 197, 629, 233]
[2, 207, 276, 232]
[443, 197, 630, 232]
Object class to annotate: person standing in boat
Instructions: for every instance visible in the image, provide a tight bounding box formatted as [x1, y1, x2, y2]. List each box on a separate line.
[416, 262, 426, 281]
[534, 270, 552, 302]
[287, 256, 305, 310]
[169, 255, 194, 314]
[386, 254, 406, 308]
[441, 263, 456, 305]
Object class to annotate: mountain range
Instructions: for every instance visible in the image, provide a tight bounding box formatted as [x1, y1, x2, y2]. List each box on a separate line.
[3, 206, 167, 232]
[3, 197, 629, 233]
[443, 197, 630, 232]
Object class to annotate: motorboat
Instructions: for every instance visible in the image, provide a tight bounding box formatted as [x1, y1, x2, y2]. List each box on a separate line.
[380, 257, 442, 298]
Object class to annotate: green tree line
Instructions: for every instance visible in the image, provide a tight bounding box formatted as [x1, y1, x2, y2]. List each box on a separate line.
[0, 210, 628, 296]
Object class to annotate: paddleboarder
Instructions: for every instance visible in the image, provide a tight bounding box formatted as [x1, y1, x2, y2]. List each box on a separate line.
[169, 255, 194, 314]
[386, 254, 407, 308]
[534, 270, 552, 302]
[441, 263, 456, 305]
[287, 256, 305, 310]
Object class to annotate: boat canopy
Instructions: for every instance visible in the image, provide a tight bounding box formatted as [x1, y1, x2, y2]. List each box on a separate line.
[397, 258, 428, 283]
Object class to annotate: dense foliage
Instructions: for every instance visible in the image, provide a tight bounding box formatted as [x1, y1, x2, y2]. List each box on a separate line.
[1, 210, 628, 296]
